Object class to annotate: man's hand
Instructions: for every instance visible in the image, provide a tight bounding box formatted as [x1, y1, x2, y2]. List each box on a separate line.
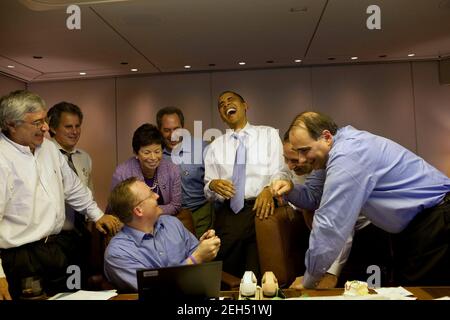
[192, 236, 221, 264]
[270, 179, 293, 198]
[95, 214, 122, 235]
[253, 187, 275, 220]
[0, 277, 12, 300]
[199, 229, 216, 241]
[289, 276, 304, 290]
[209, 179, 235, 199]
[316, 273, 338, 289]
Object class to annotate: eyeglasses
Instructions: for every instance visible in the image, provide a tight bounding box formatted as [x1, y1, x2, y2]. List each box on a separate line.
[17, 118, 49, 129]
[134, 194, 153, 207]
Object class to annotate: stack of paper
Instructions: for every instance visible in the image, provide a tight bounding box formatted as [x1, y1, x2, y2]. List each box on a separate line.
[48, 290, 118, 300]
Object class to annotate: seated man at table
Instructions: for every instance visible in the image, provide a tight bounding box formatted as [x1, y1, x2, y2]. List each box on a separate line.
[104, 177, 221, 292]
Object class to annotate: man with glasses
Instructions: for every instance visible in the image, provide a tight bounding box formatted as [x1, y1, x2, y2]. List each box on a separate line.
[104, 177, 221, 292]
[0, 90, 120, 300]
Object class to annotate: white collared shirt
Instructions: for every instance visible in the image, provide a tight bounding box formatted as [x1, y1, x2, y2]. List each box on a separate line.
[0, 133, 103, 277]
[204, 122, 286, 201]
[51, 139, 94, 230]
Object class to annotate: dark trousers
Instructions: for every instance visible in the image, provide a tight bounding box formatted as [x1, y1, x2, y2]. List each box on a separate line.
[392, 193, 450, 286]
[1, 230, 88, 299]
[213, 200, 260, 279]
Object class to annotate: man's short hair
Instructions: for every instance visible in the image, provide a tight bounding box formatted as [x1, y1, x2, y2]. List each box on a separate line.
[156, 106, 185, 129]
[108, 177, 139, 224]
[132, 123, 164, 154]
[283, 129, 290, 143]
[0, 90, 47, 132]
[218, 91, 246, 104]
[47, 101, 83, 137]
[289, 111, 338, 140]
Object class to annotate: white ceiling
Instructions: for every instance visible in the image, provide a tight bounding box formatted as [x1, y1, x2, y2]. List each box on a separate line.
[1, 0, 449, 82]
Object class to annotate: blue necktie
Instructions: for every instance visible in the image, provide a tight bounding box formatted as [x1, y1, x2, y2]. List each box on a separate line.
[230, 133, 246, 214]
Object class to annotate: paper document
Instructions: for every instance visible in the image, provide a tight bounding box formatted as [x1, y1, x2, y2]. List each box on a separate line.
[48, 290, 118, 300]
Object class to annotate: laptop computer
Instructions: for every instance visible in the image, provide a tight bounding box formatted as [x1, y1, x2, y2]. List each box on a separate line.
[137, 261, 222, 300]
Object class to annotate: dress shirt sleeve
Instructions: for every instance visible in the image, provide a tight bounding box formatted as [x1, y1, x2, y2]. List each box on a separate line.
[303, 154, 375, 288]
[286, 170, 326, 210]
[0, 165, 9, 278]
[181, 223, 200, 264]
[203, 144, 225, 202]
[104, 247, 147, 292]
[60, 151, 103, 222]
[159, 165, 182, 215]
[269, 129, 289, 183]
[326, 228, 355, 276]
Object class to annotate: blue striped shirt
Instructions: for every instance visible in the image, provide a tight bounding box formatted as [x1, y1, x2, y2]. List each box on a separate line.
[104, 215, 198, 291]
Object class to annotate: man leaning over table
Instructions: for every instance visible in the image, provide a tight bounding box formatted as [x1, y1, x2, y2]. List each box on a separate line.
[272, 111, 450, 288]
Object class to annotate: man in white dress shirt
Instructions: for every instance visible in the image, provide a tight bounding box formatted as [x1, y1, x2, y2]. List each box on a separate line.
[0, 90, 120, 300]
[204, 91, 285, 278]
[47, 101, 94, 287]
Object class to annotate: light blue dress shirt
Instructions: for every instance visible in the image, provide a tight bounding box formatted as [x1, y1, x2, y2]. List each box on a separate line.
[288, 126, 450, 288]
[104, 215, 198, 291]
[163, 138, 208, 211]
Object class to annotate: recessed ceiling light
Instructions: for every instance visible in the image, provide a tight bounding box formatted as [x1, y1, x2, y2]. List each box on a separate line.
[131, 68, 138, 72]
[7, 65, 15, 68]
[79, 72, 86, 75]
[379, 55, 387, 58]
[238, 61, 246, 66]
[33, 56, 43, 59]
[294, 59, 302, 63]
[208, 63, 216, 67]
[121, 62, 128, 65]
[184, 65, 191, 69]
[351, 56, 358, 60]
[408, 53, 415, 57]
[328, 57, 336, 61]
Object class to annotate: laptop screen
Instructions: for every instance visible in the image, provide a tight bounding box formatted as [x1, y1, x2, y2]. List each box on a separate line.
[137, 261, 222, 300]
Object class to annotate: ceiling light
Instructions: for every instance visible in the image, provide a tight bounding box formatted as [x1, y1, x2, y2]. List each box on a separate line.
[408, 53, 415, 57]
[294, 59, 302, 63]
[184, 65, 191, 69]
[7, 65, 15, 68]
[79, 72, 86, 75]
[33, 56, 43, 59]
[131, 68, 138, 72]
[351, 56, 358, 60]
[208, 63, 216, 67]
[238, 61, 246, 65]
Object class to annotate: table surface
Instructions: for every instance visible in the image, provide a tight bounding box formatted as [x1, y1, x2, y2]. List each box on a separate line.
[110, 287, 450, 300]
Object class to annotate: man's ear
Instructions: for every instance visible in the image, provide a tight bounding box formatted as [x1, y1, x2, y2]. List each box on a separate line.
[322, 130, 333, 146]
[133, 206, 144, 218]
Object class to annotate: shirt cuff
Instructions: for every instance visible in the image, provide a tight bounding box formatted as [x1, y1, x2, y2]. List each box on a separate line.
[0, 258, 5, 278]
[326, 260, 344, 277]
[86, 206, 104, 222]
[303, 270, 322, 289]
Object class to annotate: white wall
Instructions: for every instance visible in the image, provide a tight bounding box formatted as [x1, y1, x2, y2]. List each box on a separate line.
[17, 60, 449, 209]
